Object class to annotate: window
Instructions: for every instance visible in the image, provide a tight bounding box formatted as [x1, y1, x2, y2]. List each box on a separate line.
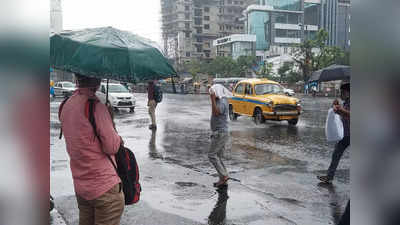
[275, 13, 287, 23]
[194, 9, 202, 16]
[185, 32, 190, 38]
[276, 29, 287, 37]
[204, 7, 210, 12]
[245, 84, 253, 95]
[254, 84, 284, 95]
[204, 24, 210, 29]
[185, 23, 190, 29]
[234, 1, 238, 5]
[228, 0, 232, 4]
[185, 13, 190, 19]
[185, 6, 189, 11]
[205, 52, 210, 58]
[205, 42, 211, 48]
[195, 18, 202, 25]
[288, 13, 299, 24]
[196, 27, 202, 33]
[204, 16, 210, 21]
[235, 83, 244, 94]
[186, 52, 191, 57]
[240, 1, 243, 5]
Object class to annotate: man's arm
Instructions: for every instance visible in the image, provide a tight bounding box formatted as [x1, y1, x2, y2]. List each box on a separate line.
[210, 93, 220, 116]
[94, 103, 121, 155]
[334, 105, 350, 118]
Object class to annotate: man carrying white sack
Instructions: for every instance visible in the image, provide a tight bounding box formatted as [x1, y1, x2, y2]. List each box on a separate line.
[208, 84, 233, 188]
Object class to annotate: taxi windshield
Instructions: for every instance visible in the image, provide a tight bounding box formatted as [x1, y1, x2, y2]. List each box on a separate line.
[255, 84, 284, 95]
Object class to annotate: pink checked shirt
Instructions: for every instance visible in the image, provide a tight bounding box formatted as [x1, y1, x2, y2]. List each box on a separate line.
[60, 88, 121, 200]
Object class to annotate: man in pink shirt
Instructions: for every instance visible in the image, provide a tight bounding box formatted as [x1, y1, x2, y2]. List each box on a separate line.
[59, 74, 124, 225]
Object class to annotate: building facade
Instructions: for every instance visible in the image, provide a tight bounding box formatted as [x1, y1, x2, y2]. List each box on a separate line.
[214, 0, 349, 62]
[320, 0, 350, 49]
[241, 0, 320, 60]
[213, 34, 256, 59]
[161, 0, 257, 67]
[336, 0, 350, 50]
[50, 0, 63, 34]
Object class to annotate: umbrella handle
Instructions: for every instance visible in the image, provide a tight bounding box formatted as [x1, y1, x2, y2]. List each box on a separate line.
[106, 79, 109, 105]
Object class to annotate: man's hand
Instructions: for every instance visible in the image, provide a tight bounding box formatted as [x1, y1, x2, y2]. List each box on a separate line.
[333, 104, 342, 113]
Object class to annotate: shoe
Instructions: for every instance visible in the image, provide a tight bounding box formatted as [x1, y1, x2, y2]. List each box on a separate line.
[317, 175, 332, 184]
[148, 125, 157, 130]
[213, 176, 229, 188]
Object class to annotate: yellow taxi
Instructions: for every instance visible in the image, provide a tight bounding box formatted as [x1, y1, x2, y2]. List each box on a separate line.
[228, 78, 301, 125]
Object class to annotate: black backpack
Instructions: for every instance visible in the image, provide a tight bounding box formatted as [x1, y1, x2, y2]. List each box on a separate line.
[154, 85, 163, 103]
[59, 97, 141, 205]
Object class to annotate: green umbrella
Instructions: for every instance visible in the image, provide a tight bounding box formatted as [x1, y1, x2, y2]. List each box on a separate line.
[50, 26, 176, 83]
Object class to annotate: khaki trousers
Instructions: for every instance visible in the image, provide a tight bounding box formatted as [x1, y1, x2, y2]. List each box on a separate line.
[76, 184, 124, 225]
[148, 100, 157, 125]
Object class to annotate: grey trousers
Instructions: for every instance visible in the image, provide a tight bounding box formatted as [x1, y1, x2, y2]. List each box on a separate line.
[148, 100, 157, 126]
[208, 131, 229, 178]
[327, 136, 350, 180]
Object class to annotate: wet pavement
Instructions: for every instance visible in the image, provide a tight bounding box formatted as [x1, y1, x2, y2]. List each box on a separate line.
[50, 93, 349, 225]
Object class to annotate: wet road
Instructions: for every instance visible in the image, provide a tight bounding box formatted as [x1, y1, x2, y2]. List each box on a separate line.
[50, 93, 349, 225]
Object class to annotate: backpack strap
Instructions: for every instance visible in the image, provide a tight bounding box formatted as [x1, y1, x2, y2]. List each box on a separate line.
[58, 96, 70, 139]
[87, 99, 118, 172]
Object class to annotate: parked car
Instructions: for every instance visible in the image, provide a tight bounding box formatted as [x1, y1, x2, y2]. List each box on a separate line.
[228, 78, 301, 125]
[284, 88, 295, 96]
[96, 82, 136, 112]
[53, 81, 76, 98]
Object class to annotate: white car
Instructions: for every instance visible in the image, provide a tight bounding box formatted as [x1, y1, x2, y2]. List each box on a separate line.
[96, 83, 136, 112]
[53, 81, 76, 97]
[284, 88, 295, 96]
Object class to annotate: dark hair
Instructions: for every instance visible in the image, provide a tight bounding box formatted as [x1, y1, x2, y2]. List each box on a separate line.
[75, 74, 101, 88]
[340, 83, 350, 91]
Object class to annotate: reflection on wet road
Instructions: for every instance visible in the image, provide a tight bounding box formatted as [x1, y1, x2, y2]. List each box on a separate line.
[51, 93, 349, 225]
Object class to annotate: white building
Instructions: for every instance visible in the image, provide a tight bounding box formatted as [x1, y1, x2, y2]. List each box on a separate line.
[50, 0, 63, 34]
[213, 34, 257, 60]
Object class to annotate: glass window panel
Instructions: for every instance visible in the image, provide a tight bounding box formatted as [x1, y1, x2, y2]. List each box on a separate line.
[288, 13, 299, 24]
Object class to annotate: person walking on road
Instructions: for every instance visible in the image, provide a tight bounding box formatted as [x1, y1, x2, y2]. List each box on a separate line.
[147, 80, 158, 130]
[59, 74, 124, 225]
[318, 82, 350, 184]
[208, 84, 232, 188]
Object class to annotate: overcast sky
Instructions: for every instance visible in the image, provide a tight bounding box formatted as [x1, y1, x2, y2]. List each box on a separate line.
[62, 0, 162, 45]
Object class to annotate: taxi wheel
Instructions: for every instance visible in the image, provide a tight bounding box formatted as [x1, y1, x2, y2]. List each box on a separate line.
[288, 119, 298, 126]
[254, 108, 264, 125]
[229, 105, 238, 121]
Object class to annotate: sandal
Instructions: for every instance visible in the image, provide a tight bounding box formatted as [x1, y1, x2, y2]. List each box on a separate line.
[317, 175, 332, 184]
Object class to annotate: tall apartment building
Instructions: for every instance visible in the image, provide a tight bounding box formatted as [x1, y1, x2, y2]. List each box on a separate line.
[321, 0, 350, 49]
[337, 0, 350, 50]
[161, 0, 257, 67]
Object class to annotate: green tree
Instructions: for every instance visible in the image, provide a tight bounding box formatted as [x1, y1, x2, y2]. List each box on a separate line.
[277, 62, 293, 83]
[291, 29, 347, 82]
[208, 56, 239, 77]
[258, 62, 273, 78]
[184, 59, 203, 82]
[236, 56, 257, 76]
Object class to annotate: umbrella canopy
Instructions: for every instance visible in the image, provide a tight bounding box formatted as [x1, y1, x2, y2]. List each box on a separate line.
[309, 65, 350, 82]
[50, 27, 176, 83]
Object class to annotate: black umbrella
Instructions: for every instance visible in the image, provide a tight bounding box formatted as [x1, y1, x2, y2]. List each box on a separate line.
[310, 65, 351, 82]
